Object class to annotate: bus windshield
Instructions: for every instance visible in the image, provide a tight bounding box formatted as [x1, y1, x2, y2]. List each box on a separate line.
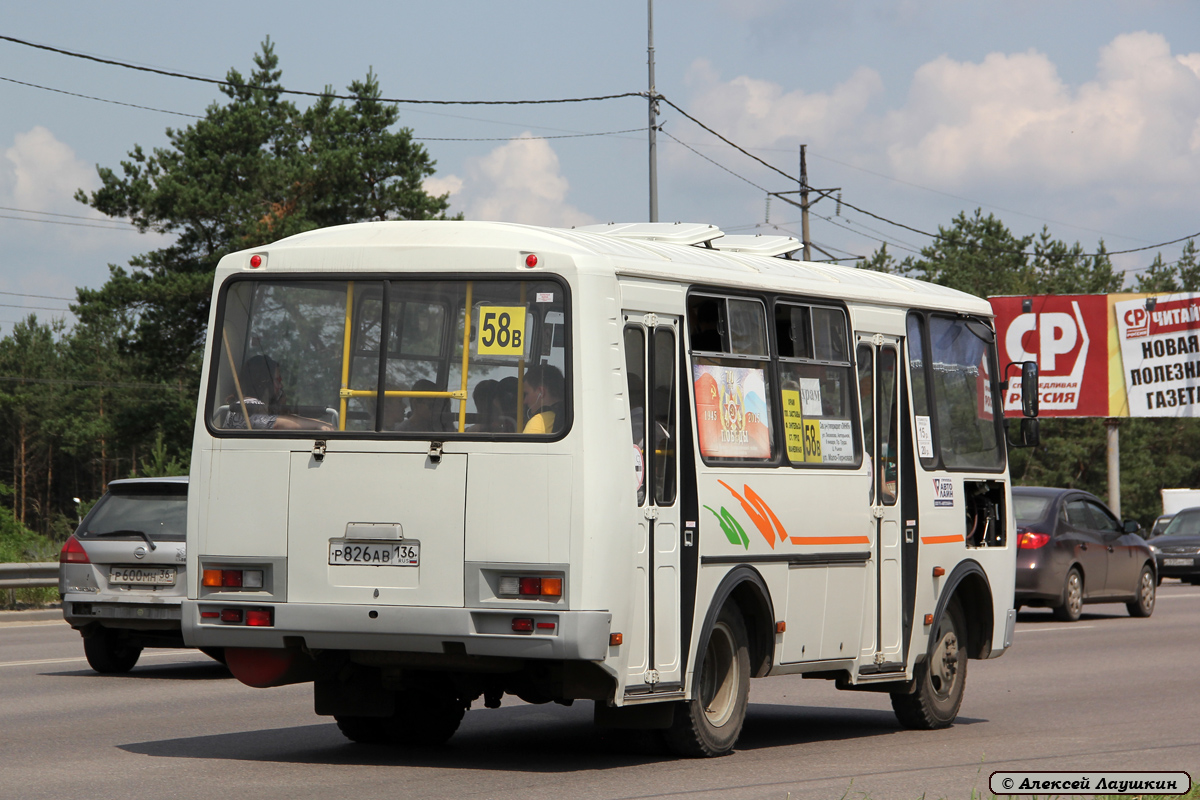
[207, 277, 568, 436]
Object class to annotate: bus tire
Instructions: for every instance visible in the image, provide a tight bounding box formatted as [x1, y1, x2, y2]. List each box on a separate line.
[891, 597, 967, 730]
[335, 715, 391, 745]
[83, 627, 142, 674]
[391, 687, 465, 746]
[662, 604, 750, 758]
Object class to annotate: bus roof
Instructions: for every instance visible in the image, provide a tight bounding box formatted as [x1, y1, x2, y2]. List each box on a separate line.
[233, 220, 993, 316]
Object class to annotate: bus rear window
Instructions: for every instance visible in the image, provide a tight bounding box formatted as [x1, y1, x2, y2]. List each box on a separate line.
[208, 278, 569, 436]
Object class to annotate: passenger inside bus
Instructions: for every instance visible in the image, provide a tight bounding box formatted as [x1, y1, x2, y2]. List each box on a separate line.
[467, 379, 516, 433]
[522, 364, 565, 434]
[226, 355, 333, 431]
[396, 379, 450, 432]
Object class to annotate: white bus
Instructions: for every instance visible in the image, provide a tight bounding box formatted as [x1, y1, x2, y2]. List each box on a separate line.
[183, 221, 1038, 757]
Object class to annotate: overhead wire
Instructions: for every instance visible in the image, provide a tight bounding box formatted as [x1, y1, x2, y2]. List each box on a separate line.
[0, 34, 645, 106]
[0, 75, 200, 117]
[4, 32, 1197, 269]
[0, 289, 75, 301]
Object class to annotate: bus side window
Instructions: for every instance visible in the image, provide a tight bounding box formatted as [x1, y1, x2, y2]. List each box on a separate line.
[857, 344, 875, 503]
[625, 327, 647, 505]
[651, 327, 676, 505]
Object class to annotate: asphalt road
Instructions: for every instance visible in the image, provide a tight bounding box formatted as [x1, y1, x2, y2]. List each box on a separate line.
[5, 584, 1199, 800]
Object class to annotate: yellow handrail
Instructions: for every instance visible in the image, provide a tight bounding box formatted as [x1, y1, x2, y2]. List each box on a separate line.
[457, 282, 473, 432]
[516, 281, 526, 430]
[338, 281, 355, 431]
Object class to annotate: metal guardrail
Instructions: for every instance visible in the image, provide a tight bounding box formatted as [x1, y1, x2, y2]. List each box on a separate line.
[0, 562, 58, 589]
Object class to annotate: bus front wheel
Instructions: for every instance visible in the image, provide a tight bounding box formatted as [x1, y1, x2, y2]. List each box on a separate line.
[662, 604, 750, 757]
[891, 597, 967, 730]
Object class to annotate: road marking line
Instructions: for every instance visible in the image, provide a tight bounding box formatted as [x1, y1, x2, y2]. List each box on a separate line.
[1158, 592, 1200, 598]
[1016, 625, 1096, 633]
[0, 620, 69, 628]
[0, 649, 198, 669]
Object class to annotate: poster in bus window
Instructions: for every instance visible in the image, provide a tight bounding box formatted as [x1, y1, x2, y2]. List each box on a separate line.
[693, 364, 772, 459]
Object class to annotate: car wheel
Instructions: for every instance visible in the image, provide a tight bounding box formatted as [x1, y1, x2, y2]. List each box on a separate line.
[83, 627, 143, 674]
[892, 597, 968, 729]
[1052, 568, 1084, 622]
[1126, 564, 1156, 618]
[662, 603, 751, 757]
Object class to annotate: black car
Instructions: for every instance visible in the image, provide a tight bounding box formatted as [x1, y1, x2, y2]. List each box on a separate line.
[1148, 507, 1200, 584]
[1013, 486, 1156, 621]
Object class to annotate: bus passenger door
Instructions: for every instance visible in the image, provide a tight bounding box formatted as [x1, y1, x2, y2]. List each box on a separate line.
[623, 315, 683, 692]
[857, 337, 905, 669]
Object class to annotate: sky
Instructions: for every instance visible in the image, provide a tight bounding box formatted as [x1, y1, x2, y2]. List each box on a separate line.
[2, 1, 1199, 336]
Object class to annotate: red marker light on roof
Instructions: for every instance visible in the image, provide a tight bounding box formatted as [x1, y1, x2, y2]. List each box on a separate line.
[249, 254, 264, 268]
[525, 254, 538, 268]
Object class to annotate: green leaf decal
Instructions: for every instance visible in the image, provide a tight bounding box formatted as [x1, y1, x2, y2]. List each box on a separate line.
[704, 504, 750, 550]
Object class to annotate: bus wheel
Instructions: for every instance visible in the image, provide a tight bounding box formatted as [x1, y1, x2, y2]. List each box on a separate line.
[391, 685, 466, 746]
[335, 715, 391, 745]
[83, 627, 142, 674]
[662, 604, 750, 757]
[891, 598, 967, 730]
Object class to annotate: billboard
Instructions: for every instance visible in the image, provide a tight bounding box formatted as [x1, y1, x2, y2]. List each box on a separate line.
[989, 292, 1200, 419]
[1113, 293, 1200, 417]
[990, 295, 1116, 417]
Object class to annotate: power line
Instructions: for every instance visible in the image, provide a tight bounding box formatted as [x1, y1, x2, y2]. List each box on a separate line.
[659, 128, 769, 193]
[0, 303, 72, 312]
[0, 74, 200, 117]
[415, 127, 645, 142]
[0, 213, 132, 231]
[0, 34, 645, 106]
[660, 94, 1200, 259]
[0, 289, 75, 301]
[0, 205, 129, 224]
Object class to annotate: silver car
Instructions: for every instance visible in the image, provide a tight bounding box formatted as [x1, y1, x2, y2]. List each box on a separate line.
[58, 477, 220, 673]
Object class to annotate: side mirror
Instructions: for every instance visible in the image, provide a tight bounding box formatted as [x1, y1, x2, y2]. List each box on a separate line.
[1006, 417, 1039, 448]
[1021, 361, 1039, 417]
[1124, 519, 1140, 534]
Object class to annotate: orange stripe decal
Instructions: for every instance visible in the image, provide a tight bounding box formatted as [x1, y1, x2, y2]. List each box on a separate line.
[789, 536, 871, 545]
[920, 534, 965, 544]
[718, 480, 778, 549]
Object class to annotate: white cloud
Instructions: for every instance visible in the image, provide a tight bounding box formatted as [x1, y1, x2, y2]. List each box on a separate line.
[3, 126, 99, 212]
[450, 135, 595, 227]
[682, 58, 884, 151]
[422, 174, 463, 201]
[883, 32, 1200, 194]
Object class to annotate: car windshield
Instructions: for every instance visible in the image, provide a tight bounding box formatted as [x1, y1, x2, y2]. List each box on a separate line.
[1162, 511, 1200, 537]
[1013, 493, 1054, 526]
[80, 490, 187, 542]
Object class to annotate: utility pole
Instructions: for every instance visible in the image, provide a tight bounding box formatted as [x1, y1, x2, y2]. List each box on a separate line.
[647, 0, 658, 222]
[767, 144, 842, 262]
[800, 144, 811, 261]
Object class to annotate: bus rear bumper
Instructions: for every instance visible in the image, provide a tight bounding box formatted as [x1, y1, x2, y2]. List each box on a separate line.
[182, 600, 612, 661]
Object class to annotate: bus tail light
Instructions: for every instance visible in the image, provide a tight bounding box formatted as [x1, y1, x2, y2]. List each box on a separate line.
[59, 536, 90, 564]
[499, 574, 564, 598]
[512, 617, 534, 632]
[202, 568, 265, 589]
[220, 608, 243, 623]
[246, 609, 273, 627]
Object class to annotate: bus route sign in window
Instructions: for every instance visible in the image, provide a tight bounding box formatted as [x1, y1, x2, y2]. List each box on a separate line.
[207, 277, 568, 437]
